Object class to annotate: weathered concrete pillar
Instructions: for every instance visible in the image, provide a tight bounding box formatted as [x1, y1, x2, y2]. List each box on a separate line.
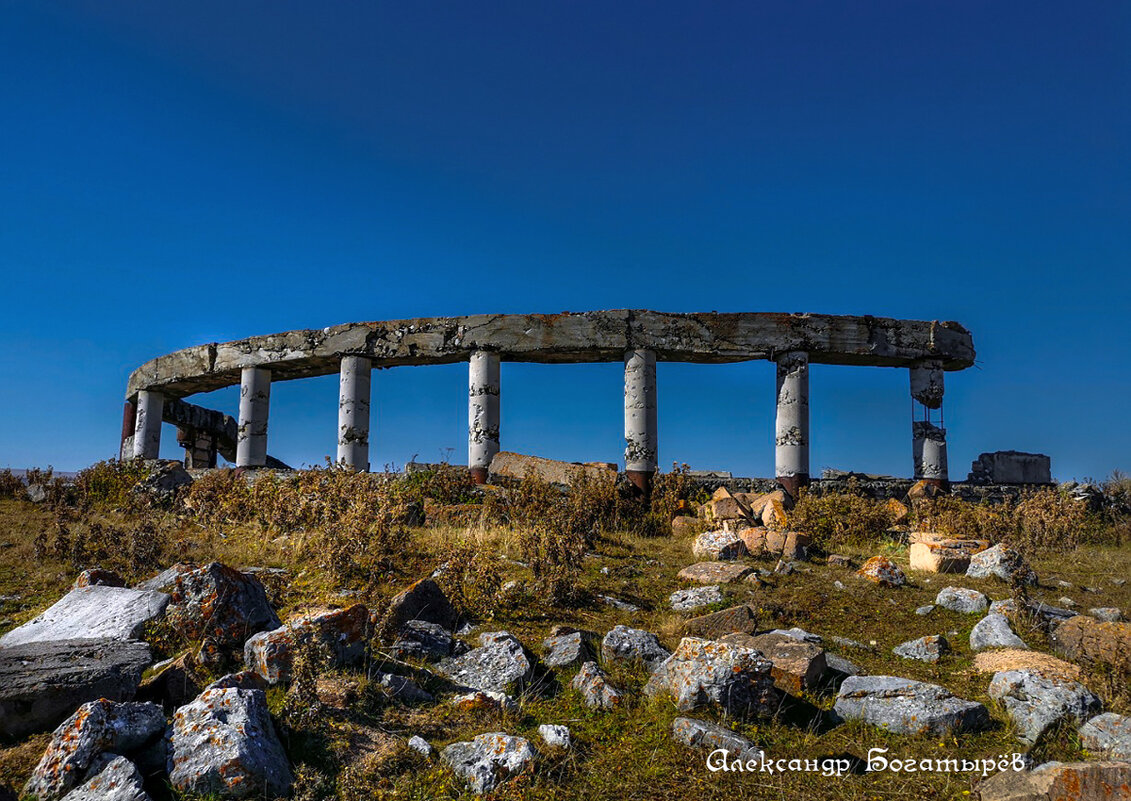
[774, 351, 810, 497]
[337, 355, 372, 472]
[120, 400, 137, 460]
[236, 367, 271, 468]
[624, 348, 658, 495]
[131, 390, 164, 459]
[910, 360, 948, 486]
[468, 350, 500, 483]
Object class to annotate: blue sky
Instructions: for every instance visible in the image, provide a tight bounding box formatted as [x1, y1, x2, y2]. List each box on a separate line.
[1, 2, 1128, 481]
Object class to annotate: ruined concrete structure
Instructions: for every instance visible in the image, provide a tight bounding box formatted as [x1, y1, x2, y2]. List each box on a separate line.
[120, 310, 975, 493]
[968, 451, 1052, 485]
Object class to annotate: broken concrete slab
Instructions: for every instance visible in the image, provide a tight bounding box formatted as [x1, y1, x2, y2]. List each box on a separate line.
[0, 586, 170, 648]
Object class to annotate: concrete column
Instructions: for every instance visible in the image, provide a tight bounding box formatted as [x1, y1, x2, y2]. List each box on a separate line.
[624, 348, 658, 494]
[236, 367, 271, 468]
[120, 400, 137, 460]
[468, 350, 500, 483]
[131, 390, 163, 459]
[910, 360, 948, 485]
[774, 351, 810, 497]
[337, 355, 372, 472]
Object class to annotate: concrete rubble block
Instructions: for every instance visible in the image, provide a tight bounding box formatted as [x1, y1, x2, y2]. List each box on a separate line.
[965, 544, 1037, 585]
[489, 451, 617, 488]
[679, 604, 758, 640]
[73, 569, 126, 589]
[893, 635, 951, 663]
[677, 561, 756, 585]
[856, 556, 906, 587]
[440, 732, 537, 795]
[132, 461, 193, 502]
[764, 530, 808, 560]
[721, 632, 827, 694]
[392, 620, 456, 662]
[436, 631, 536, 694]
[988, 669, 1102, 745]
[671, 717, 762, 761]
[935, 586, 989, 614]
[761, 498, 790, 530]
[243, 604, 369, 684]
[971, 614, 1028, 651]
[165, 562, 281, 653]
[977, 760, 1131, 801]
[644, 637, 776, 717]
[541, 630, 597, 669]
[570, 662, 624, 709]
[968, 451, 1052, 485]
[601, 625, 671, 673]
[537, 723, 571, 749]
[908, 534, 989, 574]
[0, 586, 171, 648]
[24, 699, 165, 801]
[167, 687, 293, 799]
[669, 585, 725, 612]
[384, 578, 460, 633]
[0, 639, 153, 740]
[1050, 616, 1131, 673]
[59, 754, 150, 801]
[691, 529, 748, 561]
[1078, 713, 1131, 761]
[833, 675, 990, 736]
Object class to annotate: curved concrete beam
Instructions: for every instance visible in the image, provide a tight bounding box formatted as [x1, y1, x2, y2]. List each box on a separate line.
[126, 310, 974, 400]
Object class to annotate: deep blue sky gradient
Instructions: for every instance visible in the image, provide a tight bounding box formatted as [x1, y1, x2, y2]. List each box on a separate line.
[1, 2, 1128, 480]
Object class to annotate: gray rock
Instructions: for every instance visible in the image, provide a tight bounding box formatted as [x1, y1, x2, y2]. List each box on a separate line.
[168, 687, 293, 799]
[204, 671, 267, 692]
[670, 585, 725, 612]
[988, 598, 1018, 616]
[988, 669, 1102, 745]
[385, 578, 459, 633]
[598, 594, 640, 612]
[165, 562, 281, 654]
[692, 530, 747, 561]
[407, 735, 433, 757]
[0, 639, 153, 739]
[133, 563, 195, 593]
[392, 620, 454, 662]
[893, 635, 951, 663]
[770, 627, 822, 644]
[133, 461, 193, 502]
[24, 700, 165, 801]
[915, 605, 936, 616]
[1059, 596, 1079, 609]
[60, 755, 149, 801]
[601, 625, 671, 672]
[27, 483, 48, 503]
[644, 637, 776, 716]
[440, 732, 537, 794]
[935, 587, 989, 614]
[571, 662, 624, 709]
[1090, 608, 1124, 623]
[671, 717, 762, 760]
[373, 671, 434, 704]
[1078, 713, 1131, 761]
[965, 545, 1037, 584]
[970, 614, 1027, 651]
[541, 631, 596, 669]
[436, 631, 535, 694]
[0, 586, 170, 648]
[1029, 601, 1078, 626]
[538, 724, 571, 749]
[830, 636, 873, 651]
[833, 675, 990, 735]
[978, 760, 1131, 801]
[450, 690, 518, 712]
[243, 604, 369, 684]
[825, 653, 863, 677]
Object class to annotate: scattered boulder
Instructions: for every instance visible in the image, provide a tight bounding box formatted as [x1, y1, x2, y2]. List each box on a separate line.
[1090, 608, 1124, 623]
[671, 717, 762, 761]
[893, 635, 951, 663]
[23, 700, 165, 801]
[970, 614, 1028, 651]
[373, 671, 434, 704]
[450, 690, 517, 713]
[935, 587, 989, 614]
[133, 461, 193, 502]
[833, 676, 990, 735]
[538, 724, 571, 749]
[601, 626, 671, 673]
[825, 653, 863, 677]
[965, 544, 1037, 585]
[407, 735, 433, 757]
[391, 620, 456, 662]
[384, 578, 460, 633]
[977, 761, 1131, 801]
[165, 562, 281, 654]
[764, 530, 809, 560]
[73, 569, 126, 589]
[243, 604, 369, 684]
[440, 732, 537, 795]
[0, 586, 170, 648]
[827, 555, 852, 568]
[692, 530, 748, 561]
[677, 562, 756, 584]
[856, 556, 906, 587]
[989, 598, 1019, 616]
[644, 637, 776, 717]
[1050, 616, 1131, 673]
[721, 632, 827, 693]
[771, 627, 822, 643]
[167, 687, 293, 799]
[908, 534, 988, 574]
[0, 639, 153, 740]
[205, 671, 267, 692]
[736, 526, 767, 555]
[705, 488, 754, 524]
[669, 586, 724, 612]
[436, 631, 536, 694]
[916, 605, 936, 616]
[679, 604, 758, 640]
[988, 669, 1102, 745]
[571, 662, 624, 709]
[59, 754, 149, 801]
[541, 630, 596, 669]
[1079, 713, 1131, 761]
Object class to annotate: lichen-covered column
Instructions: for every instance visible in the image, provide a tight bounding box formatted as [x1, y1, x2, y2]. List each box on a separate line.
[468, 350, 500, 483]
[131, 390, 164, 459]
[910, 359, 948, 486]
[337, 355, 372, 472]
[774, 351, 810, 497]
[624, 348, 658, 495]
[236, 367, 271, 468]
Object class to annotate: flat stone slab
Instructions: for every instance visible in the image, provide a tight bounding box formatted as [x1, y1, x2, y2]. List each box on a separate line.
[677, 562, 755, 585]
[978, 761, 1131, 801]
[988, 669, 1101, 745]
[671, 717, 762, 761]
[0, 639, 154, 739]
[436, 631, 535, 694]
[0, 586, 170, 648]
[441, 732, 538, 795]
[834, 675, 990, 735]
[1079, 713, 1131, 761]
[669, 585, 724, 612]
[644, 637, 775, 716]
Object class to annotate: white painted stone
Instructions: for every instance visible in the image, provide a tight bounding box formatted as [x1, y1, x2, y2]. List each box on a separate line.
[131, 390, 163, 459]
[774, 351, 809, 481]
[468, 351, 500, 472]
[624, 349, 657, 472]
[337, 355, 372, 471]
[236, 367, 271, 467]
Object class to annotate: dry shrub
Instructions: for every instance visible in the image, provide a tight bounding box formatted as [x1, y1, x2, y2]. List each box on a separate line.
[649, 463, 708, 523]
[435, 537, 505, 620]
[36, 508, 166, 579]
[1008, 488, 1098, 552]
[912, 496, 1015, 543]
[788, 489, 895, 549]
[0, 468, 25, 500]
[396, 464, 477, 506]
[180, 467, 254, 526]
[72, 459, 151, 511]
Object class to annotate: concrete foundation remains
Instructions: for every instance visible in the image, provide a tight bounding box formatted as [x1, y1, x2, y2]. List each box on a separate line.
[968, 451, 1052, 485]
